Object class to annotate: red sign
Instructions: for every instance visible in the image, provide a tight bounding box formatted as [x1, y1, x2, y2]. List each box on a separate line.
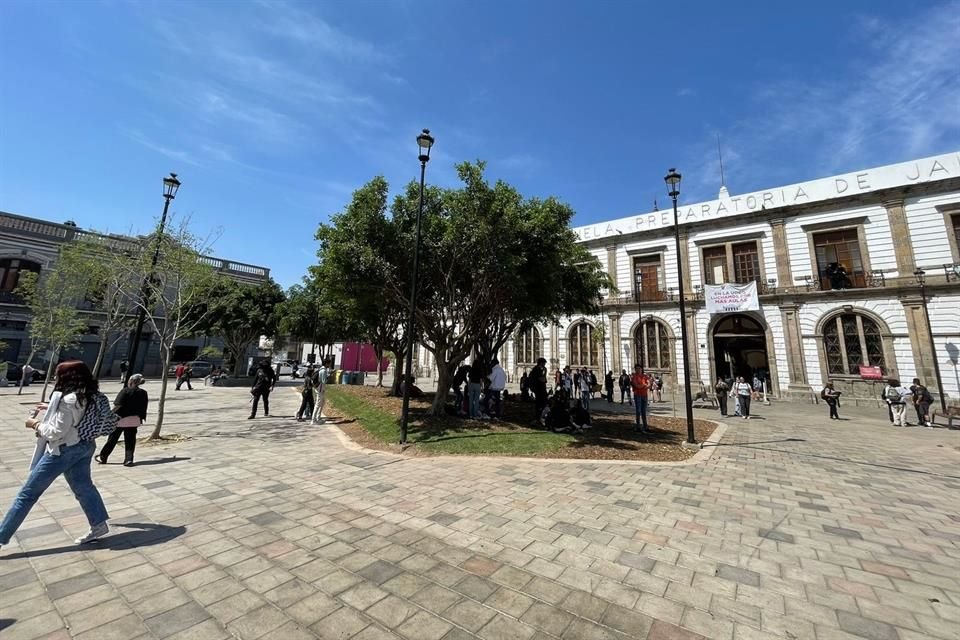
[859, 366, 883, 380]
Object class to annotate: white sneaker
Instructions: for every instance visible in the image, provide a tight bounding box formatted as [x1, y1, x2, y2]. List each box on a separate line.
[75, 522, 108, 544]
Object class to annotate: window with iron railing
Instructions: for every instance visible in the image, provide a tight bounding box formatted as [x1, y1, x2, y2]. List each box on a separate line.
[813, 228, 867, 289]
[702, 246, 727, 285]
[823, 312, 885, 376]
[732, 242, 761, 284]
[632, 257, 664, 302]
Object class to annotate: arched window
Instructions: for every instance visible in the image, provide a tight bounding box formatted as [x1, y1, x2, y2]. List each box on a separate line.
[515, 326, 543, 366]
[823, 313, 885, 375]
[634, 319, 671, 369]
[0, 258, 41, 293]
[568, 322, 600, 368]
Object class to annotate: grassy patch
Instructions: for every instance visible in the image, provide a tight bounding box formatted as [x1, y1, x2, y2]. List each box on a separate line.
[324, 385, 716, 461]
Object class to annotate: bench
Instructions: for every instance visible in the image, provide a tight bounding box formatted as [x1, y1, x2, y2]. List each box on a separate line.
[931, 406, 960, 429]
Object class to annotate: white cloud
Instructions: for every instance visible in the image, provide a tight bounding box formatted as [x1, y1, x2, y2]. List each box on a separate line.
[679, 1, 960, 201]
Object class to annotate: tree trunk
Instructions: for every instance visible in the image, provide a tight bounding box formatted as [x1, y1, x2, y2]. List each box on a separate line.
[231, 346, 246, 377]
[93, 331, 110, 379]
[374, 344, 385, 387]
[150, 345, 173, 439]
[17, 349, 37, 395]
[40, 348, 59, 403]
[429, 346, 451, 415]
[391, 362, 403, 396]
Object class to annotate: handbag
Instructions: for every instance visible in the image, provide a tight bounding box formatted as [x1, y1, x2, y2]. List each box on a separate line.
[117, 415, 141, 428]
[76, 393, 119, 440]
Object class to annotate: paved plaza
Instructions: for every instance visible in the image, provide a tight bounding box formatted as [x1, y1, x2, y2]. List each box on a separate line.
[1, 381, 959, 640]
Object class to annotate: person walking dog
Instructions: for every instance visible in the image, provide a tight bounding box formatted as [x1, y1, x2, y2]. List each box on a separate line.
[1, 361, 113, 550]
[97, 374, 149, 466]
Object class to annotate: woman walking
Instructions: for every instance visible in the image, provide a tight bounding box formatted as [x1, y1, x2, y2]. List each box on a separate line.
[0, 361, 111, 550]
[735, 376, 753, 419]
[822, 382, 841, 420]
[715, 378, 729, 416]
[97, 374, 149, 466]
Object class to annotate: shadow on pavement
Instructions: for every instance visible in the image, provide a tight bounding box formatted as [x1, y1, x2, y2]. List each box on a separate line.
[730, 445, 960, 480]
[704, 438, 805, 447]
[0, 620, 14, 633]
[128, 457, 190, 466]
[4, 522, 186, 559]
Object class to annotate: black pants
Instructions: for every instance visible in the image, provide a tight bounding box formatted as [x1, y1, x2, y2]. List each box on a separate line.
[605, 386, 614, 403]
[827, 398, 839, 419]
[620, 388, 631, 403]
[739, 394, 751, 417]
[717, 394, 728, 416]
[99, 427, 137, 463]
[297, 390, 314, 420]
[251, 389, 270, 417]
[176, 376, 192, 390]
[534, 392, 547, 423]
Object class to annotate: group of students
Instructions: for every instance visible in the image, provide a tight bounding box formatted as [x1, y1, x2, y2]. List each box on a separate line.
[451, 358, 507, 419]
[713, 376, 759, 419]
[881, 377, 935, 427]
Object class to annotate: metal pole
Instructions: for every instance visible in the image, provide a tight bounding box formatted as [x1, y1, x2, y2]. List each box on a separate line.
[636, 274, 644, 367]
[921, 283, 947, 414]
[399, 159, 427, 444]
[127, 195, 172, 376]
[671, 193, 697, 444]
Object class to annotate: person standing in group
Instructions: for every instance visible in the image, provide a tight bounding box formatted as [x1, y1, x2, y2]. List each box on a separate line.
[119, 359, 128, 384]
[588, 370, 598, 399]
[561, 366, 574, 398]
[249, 362, 276, 419]
[452, 363, 471, 416]
[519, 370, 530, 402]
[311, 363, 328, 424]
[735, 376, 753, 419]
[296, 365, 315, 421]
[619, 369, 632, 405]
[530, 357, 549, 426]
[467, 360, 485, 419]
[715, 378, 729, 416]
[486, 358, 507, 419]
[884, 378, 910, 426]
[911, 378, 934, 428]
[652, 374, 663, 402]
[822, 382, 841, 420]
[579, 368, 592, 411]
[177, 363, 193, 391]
[604, 371, 614, 404]
[1, 361, 111, 550]
[630, 365, 651, 434]
[97, 373, 149, 467]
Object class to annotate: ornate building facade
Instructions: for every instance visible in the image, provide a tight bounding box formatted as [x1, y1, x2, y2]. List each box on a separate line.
[0, 211, 271, 376]
[415, 152, 960, 404]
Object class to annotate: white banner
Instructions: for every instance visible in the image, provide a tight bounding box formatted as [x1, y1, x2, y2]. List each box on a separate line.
[705, 281, 760, 314]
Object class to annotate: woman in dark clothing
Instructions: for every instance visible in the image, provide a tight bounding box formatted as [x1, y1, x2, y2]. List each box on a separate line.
[97, 373, 149, 467]
[604, 371, 614, 403]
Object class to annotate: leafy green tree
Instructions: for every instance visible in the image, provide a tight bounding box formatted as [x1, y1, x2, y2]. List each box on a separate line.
[200, 277, 285, 376]
[15, 252, 89, 401]
[315, 177, 409, 393]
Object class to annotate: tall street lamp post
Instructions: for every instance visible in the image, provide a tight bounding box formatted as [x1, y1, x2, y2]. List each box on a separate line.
[913, 269, 947, 414]
[400, 129, 434, 445]
[126, 173, 180, 378]
[635, 271, 644, 366]
[664, 168, 696, 445]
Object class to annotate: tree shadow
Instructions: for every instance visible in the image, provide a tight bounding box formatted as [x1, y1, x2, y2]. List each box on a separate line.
[704, 438, 805, 448]
[4, 522, 186, 559]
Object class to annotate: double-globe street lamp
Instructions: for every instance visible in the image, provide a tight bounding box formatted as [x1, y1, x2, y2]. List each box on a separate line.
[399, 129, 435, 445]
[126, 173, 181, 379]
[913, 268, 947, 414]
[664, 168, 696, 445]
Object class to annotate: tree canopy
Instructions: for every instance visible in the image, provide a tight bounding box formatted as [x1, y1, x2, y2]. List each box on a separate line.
[200, 277, 286, 375]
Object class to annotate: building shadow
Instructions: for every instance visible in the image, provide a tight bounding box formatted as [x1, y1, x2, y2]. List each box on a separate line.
[4, 522, 186, 559]
[0, 620, 14, 633]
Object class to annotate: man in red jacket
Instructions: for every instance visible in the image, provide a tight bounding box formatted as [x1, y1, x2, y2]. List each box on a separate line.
[630, 364, 651, 434]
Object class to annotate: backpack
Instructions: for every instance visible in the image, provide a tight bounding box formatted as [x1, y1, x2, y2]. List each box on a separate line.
[76, 393, 119, 440]
[821, 387, 828, 400]
[884, 385, 901, 403]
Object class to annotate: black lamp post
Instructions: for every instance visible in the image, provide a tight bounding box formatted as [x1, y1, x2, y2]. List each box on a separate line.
[664, 168, 696, 445]
[914, 268, 947, 414]
[126, 173, 180, 379]
[399, 129, 434, 445]
[635, 271, 644, 367]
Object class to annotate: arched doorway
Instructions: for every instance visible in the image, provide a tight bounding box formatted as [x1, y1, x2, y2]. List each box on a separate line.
[711, 314, 768, 383]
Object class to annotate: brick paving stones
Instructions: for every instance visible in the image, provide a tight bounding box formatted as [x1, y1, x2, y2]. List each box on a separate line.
[1, 382, 959, 639]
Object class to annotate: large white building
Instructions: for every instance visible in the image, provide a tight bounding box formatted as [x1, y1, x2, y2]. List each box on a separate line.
[414, 152, 960, 405]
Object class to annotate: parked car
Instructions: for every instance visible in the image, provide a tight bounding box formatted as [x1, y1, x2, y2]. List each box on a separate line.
[2, 361, 47, 382]
[166, 360, 214, 378]
[273, 360, 300, 377]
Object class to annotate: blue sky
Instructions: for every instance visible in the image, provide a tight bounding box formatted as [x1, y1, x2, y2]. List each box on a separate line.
[2, 0, 959, 288]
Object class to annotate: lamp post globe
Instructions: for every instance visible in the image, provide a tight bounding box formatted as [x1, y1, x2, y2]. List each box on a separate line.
[163, 173, 181, 200]
[663, 167, 696, 445]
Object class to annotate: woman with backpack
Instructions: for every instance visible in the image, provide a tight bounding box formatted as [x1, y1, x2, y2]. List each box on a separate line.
[822, 382, 841, 420]
[1, 361, 111, 550]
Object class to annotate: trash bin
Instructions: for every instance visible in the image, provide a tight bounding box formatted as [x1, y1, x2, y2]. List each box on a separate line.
[341, 371, 352, 384]
[334, 370, 342, 384]
[353, 371, 364, 385]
